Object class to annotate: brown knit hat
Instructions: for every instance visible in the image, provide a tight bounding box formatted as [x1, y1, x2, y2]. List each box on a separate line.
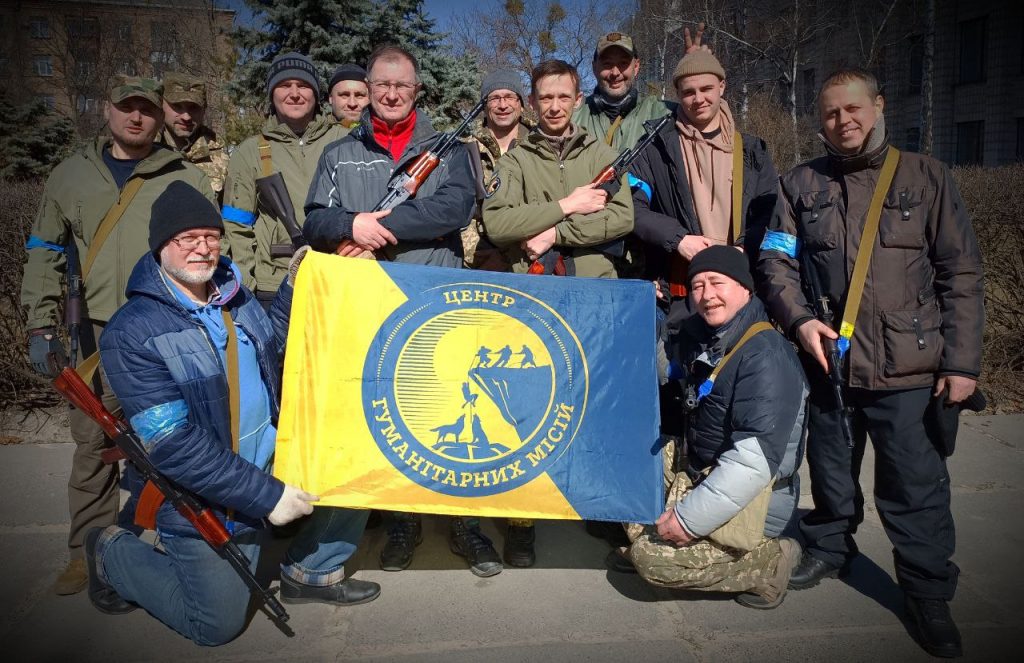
[672, 51, 726, 86]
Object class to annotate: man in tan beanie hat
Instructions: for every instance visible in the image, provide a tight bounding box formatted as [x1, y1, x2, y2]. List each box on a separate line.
[628, 44, 779, 334]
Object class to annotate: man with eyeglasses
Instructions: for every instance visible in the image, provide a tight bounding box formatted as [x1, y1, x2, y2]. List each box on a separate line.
[303, 44, 476, 573]
[222, 52, 348, 303]
[88, 182, 378, 644]
[461, 69, 536, 271]
[21, 75, 215, 599]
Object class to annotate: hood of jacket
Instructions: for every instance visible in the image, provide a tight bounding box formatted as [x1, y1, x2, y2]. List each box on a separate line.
[684, 295, 770, 363]
[261, 111, 337, 144]
[82, 136, 186, 177]
[818, 114, 889, 174]
[519, 124, 596, 162]
[125, 252, 243, 313]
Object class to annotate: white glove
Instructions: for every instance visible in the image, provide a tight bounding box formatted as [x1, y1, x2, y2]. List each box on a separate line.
[268, 484, 318, 526]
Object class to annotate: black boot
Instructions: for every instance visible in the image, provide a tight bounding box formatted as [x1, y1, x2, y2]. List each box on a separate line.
[449, 519, 502, 577]
[584, 520, 630, 548]
[788, 551, 846, 590]
[905, 596, 962, 658]
[84, 527, 137, 615]
[503, 524, 536, 568]
[279, 574, 381, 606]
[380, 516, 422, 571]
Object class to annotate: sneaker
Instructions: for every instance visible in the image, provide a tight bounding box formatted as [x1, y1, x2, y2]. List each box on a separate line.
[84, 527, 137, 615]
[605, 548, 637, 574]
[503, 524, 537, 568]
[279, 574, 381, 606]
[449, 519, 502, 577]
[380, 517, 423, 571]
[53, 558, 88, 596]
[735, 537, 801, 610]
[905, 596, 962, 658]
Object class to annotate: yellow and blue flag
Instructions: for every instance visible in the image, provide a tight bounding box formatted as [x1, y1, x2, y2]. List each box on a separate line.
[274, 252, 662, 524]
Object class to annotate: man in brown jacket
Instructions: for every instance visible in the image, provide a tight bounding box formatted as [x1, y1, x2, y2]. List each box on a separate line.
[757, 68, 983, 659]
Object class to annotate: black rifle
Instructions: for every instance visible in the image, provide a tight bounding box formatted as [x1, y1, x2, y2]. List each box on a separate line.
[64, 235, 82, 368]
[256, 173, 305, 258]
[51, 366, 294, 637]
[801, 252, 855, 448]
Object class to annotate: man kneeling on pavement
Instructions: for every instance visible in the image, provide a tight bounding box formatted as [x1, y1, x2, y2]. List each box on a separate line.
[625, 246, 807, 609]
[87, 183, 378, 646]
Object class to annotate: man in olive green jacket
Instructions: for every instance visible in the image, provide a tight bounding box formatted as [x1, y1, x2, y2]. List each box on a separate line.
[222, 52, 347, 301]
[483, 60, 633, 279]
[572, 32, 671, 152]
[21, 75, 214, 597]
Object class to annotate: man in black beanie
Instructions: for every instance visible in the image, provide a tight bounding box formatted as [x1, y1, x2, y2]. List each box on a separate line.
[624, 244, 807, 611]
[328, 63, 369, 129]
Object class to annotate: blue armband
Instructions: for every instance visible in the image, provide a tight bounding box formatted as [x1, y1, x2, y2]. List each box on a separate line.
[25, 236, 66, 253]
[222, 205, 257, 226]
[759, 230, 801, 259]
[130, 399, 189, 450]
[628, 173, 652, 202]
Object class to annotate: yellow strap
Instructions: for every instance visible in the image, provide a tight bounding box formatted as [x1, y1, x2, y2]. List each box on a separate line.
[82, 177, 144, 280]
[257, 136, 273, 178]
[604, 116, 624, 146]
[75, 350, 102, 384]
[698, 321, 775, 401]
[837, 147, 901, 355]
[221, 308, 241, 528]
[731, 132, 744, 244]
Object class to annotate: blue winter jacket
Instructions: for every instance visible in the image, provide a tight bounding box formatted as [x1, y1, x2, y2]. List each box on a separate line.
[99, 253, 293, 536]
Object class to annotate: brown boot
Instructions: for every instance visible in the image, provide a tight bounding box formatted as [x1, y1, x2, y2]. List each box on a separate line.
[735, 537, 801, 609]
[54, 558, 88, 595]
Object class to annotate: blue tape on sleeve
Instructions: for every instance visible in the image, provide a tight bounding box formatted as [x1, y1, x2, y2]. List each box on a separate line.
[627, 173, 653, 202]
[25, 236, 66, 253]
[222, 205, 257, 226]
[759, 230, 801, 259]
[130, 399, 189, 450]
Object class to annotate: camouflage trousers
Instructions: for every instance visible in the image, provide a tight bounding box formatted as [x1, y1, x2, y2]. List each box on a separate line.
[627, 444, 783, 594]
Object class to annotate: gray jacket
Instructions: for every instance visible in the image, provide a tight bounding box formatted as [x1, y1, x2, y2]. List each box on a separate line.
[302, 109, 475, 267]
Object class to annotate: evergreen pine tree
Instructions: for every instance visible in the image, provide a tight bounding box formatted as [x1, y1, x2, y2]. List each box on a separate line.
[231, 0, 479, 126]
[0, 99, 77, 179]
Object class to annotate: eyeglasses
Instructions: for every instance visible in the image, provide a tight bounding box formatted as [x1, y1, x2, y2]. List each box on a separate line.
[169, 234, 222, 251]
[368, 80, 418, 95]
[486, 94, 520, 106]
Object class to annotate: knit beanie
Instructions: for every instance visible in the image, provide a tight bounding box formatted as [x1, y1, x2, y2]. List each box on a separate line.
[328, 63, 367, 92]
[688, 245, 754, 292]
[672, 50, 726, 87]
[266, 52, 320, 99]
[481, 69, 526, 104]
[149, 181, 224, 253]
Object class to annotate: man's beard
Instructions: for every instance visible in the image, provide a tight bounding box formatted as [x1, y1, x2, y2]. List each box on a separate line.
[166, 260, 216, 285]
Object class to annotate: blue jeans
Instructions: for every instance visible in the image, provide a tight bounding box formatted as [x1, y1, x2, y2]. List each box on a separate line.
[97, 526, 263, 646]
[282, 506, 369, 586]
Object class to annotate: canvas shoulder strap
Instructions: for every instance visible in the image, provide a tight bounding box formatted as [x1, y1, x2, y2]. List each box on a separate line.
[696, 321, 774, 402]
[257, 136, 273, 177]
[836, 147, 901, 357]
[604, 116, 624, 146]
[82, 176, 144, 280]
[220, 307, 241, 532]
[730, 131, 744, 243]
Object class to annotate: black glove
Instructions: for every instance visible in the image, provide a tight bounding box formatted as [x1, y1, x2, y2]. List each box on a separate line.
[28, 328, 66, 378]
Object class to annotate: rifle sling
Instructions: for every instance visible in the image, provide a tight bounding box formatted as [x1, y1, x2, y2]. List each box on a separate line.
[257, 136, 273, 177]
[696, 321, 775, 402]
[604, 116, 624, 146]
[836, 147, 901, 357]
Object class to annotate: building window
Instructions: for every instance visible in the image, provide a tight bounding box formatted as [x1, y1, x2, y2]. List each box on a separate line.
[117, 59, 137, 76]
[33, 56, 53, 77]
[905, 127, 921, 153]
[76, 60, 96, 79]
[30, 17, 50, 39]
[77, 95, 100, 115]
[958, 17, 987, 84]
[116, 20, 132, 41]
[908, 36, 923, 95]
[955, 121, 984, 166]
[66, 16, 99, 39]
[37, 96, 56, 110]
[801, 68, 816, 115]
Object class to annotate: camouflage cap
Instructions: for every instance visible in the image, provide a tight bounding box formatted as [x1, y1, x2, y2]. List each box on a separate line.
[162, 72, 206, 107]
[595, 32, 636, 58]
[110, 75, 162, 107]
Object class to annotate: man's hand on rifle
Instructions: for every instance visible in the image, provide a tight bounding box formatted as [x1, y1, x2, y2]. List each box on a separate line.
[522, 227, 557, 261]
[268, 484, 319, 526]
[559, 183, 608, 217]
[796, 318, 839, 373]
[935, 375, 978, 406]
[352, 210, 397, 250]
[335, 240, 378, 260]
[28, 327, 67, 378]
[676, 234, 718, 260]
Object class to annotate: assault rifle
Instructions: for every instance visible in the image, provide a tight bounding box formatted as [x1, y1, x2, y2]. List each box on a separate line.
[256, 173, 305, 258]
[373, 97, 487, 212]
[51, 366, 294, 637]
[64, 236, 82, 368]
[801, 252, 855, 448]
[528, 114, 673, 275]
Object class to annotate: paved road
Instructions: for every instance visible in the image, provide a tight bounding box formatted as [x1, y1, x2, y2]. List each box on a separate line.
[0, 415, 1021, 661]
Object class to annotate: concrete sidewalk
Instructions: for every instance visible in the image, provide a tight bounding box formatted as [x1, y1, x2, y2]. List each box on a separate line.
[0, 415, 1021, 661]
